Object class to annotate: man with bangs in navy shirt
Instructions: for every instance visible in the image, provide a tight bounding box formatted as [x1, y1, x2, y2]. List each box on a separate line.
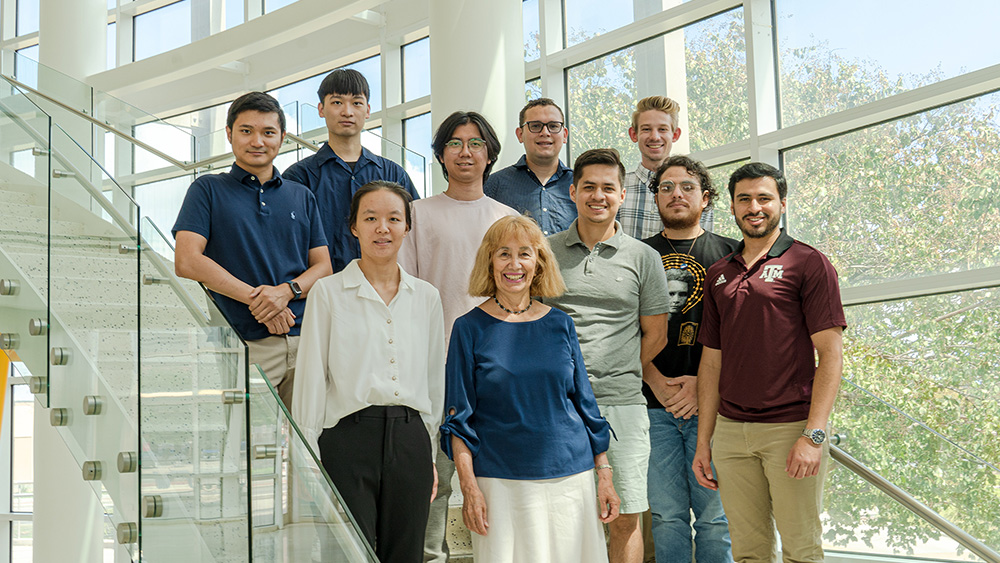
[173, 92, 332, 409]
[283, 68, 419, 273]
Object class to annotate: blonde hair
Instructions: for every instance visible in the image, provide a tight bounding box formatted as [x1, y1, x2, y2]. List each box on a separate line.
[631, 95, 680, 131]
[468, 216, 567, 298]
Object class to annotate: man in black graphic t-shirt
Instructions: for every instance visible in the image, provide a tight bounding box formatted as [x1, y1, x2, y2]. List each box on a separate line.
[641, 155, 738, 563]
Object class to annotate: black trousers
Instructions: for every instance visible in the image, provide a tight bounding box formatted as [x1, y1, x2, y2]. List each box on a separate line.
[319, 405, 433, 563]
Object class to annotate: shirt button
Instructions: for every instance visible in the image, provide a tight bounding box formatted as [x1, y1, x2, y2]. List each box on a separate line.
[542, 207, 548, 212]
[250, 176, 256, 181]
[392, 376, 398, 381]
[388, 338, 393, 344]
[394, 391, 399, 397]
[390, 358, 396, 364]
[386, 319, 392, 324]
[259, 189, 263, 193]
[543, 231, 549, 235]
[261, 202, 266, 206]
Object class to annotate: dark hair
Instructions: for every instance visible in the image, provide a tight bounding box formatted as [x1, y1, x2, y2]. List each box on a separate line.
[348, 181, 413, 231]
[572, 148, 625, 187]
[727, 162, 787, 200]
[519, 98, 564, 127]
[317, 68, 370, 103]
[651, 155, 719, 210]
[227, 92, 286, 133]
[431, 111, 501, 184]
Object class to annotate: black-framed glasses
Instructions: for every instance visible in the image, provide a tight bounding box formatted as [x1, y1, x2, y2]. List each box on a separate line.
[444, 138, 487, 153]
[650, 181, 700, 194]
[521, 121, 565, 134]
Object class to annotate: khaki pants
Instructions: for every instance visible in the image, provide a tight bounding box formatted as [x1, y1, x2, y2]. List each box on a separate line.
[247, 335, 299, 410]
[712, 416, 828, 563]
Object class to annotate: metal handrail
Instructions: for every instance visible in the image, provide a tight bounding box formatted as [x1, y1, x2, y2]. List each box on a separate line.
[2, 75, 320, 173]
[831, 445, 1000, 563]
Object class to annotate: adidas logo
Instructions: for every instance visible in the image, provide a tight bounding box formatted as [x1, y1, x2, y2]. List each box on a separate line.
[715, 274, 727, 286]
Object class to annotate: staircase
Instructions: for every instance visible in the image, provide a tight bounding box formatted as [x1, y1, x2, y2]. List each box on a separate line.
[1, 59, 376, 562]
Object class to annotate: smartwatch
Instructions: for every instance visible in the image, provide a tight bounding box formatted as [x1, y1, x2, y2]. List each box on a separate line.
[287, 280, 302, 300]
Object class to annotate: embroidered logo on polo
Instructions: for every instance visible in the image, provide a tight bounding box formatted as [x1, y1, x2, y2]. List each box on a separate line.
[714, 274, 727, 286]
[760, 264, 784, 283]
[290, 211, 297, 220]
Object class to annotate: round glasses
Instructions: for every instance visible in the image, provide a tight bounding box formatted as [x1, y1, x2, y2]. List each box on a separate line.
[521, 121, 565, 134]
[444, 138, 487, 153]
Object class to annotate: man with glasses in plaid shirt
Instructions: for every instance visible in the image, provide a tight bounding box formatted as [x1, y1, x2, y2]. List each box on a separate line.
[485, 98, 576, 235]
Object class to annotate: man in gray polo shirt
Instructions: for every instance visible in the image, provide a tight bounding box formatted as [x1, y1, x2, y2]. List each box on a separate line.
[547, 148, 669, 563]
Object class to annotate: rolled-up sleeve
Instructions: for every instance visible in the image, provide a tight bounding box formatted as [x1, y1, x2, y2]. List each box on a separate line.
[439, 318, 480, 460]
[566, 323, 611, 456]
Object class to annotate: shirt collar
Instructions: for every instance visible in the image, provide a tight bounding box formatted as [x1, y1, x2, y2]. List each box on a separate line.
[727, 228, 795, 262]
[513, 154, 572, 175]
[341, 259, 416, 301]
[564, 219, 625, 249]
[315, 142, 383, 171]
[228, 163, 282, 188]
[633, 163, 655, 182]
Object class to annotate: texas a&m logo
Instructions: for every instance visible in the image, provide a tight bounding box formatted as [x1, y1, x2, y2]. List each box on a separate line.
[760, 264, 784, 283]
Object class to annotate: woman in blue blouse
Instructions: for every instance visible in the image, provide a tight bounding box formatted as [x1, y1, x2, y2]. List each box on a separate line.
[441, 215, 619, 562]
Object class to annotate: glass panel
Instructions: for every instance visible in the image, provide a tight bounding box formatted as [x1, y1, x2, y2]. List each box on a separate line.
[348, 55, 382, 114]
[107, 22, 116, 70]
[824, 457, 984, 561]
[133, 175, 194, 240]
[402, 37, 430, 102]
[16, 0, 40, 36]
[247, 365, 377, 562]
[523, 0, 539, 61]
[46, 124, 139, 559]
[264, 0, 296, 12]
[10, 521, 32, 562]
[403, 112, 432, 198]
[782, 92, 1000, 288]
[705, 159, 748, 239]
[567, 8, 747, 166]
[138, 217, 251, 561]
[134, 1, 192, 62]
[224, 0, 244, 30]
[133, 121, 194, 173]
[0, 77, 51, 379]
[13, 47, 39, 90]
[828, 379, 996, 560]
[564, 0, 688, 47]
[776, 0, 1000, 127]
[525, 79, 541, 102]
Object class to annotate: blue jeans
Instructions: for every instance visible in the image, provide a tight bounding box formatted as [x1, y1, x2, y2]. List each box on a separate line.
[647, 410, 733, 563]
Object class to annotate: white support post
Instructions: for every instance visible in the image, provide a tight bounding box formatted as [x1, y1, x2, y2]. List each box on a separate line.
[744, 0, 779, 166]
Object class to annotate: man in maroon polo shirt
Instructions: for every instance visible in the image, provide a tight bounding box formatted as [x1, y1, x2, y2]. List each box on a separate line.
[691, 162, 846, 563]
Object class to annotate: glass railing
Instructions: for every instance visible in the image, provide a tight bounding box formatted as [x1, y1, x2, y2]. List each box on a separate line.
[0, 77, 51, 385]
[247, 365, 377, 562]
[824, 377, 998, 561]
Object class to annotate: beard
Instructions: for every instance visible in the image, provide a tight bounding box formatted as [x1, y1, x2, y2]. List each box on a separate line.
[737, 212, 781, 238]
[658, 207, 701, 230]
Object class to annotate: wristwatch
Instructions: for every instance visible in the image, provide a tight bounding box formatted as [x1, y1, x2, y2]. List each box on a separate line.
[802, 428, 826, 445]
[287, 280, 302, 300]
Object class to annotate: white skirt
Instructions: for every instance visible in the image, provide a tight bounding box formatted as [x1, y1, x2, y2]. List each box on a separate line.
[471, 470, 609, 563]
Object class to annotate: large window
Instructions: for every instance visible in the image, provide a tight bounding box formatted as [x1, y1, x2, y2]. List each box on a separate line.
[14, 0, 39, 36]
[133, 1, 192, 61]
[566, 8, 747, 170]
[402, 38, 430, 103]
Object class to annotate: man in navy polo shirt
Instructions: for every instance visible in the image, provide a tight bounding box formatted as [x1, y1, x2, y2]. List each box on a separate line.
[692, 162, 846, 563]
[484, 98, 576, 235]
[173, 92, 332, 408]
[283, 69, 419, 273]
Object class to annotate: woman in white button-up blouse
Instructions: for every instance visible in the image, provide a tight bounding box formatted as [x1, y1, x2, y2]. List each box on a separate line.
[293, 180, 446, 563]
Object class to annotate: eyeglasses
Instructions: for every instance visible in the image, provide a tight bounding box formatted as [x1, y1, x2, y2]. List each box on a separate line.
[521, 121, 565, 134]
[651, 181, 700, 194]
[444, 138, 487, 153]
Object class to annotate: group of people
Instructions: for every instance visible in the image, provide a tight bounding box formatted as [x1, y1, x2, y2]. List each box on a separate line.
[172, 66, 846, 563]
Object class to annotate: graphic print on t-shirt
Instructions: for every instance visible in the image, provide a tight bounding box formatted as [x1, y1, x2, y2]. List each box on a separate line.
[661, 253, 707, 317]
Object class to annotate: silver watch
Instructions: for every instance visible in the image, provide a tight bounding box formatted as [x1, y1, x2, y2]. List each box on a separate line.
[802, 428, 826, 445]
